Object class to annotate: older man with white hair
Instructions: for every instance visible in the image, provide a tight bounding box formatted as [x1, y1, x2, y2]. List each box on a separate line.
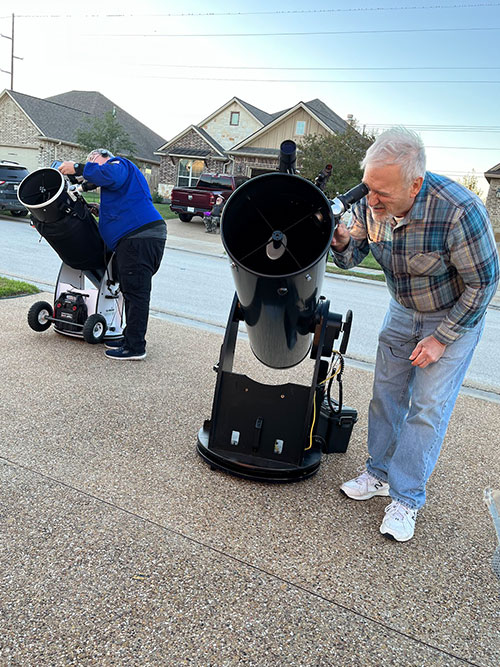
[331, 127, 499, 541]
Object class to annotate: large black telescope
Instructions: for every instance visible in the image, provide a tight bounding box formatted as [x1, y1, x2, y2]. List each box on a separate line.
[197, 144, 368, 482]
[18, 168, 108, 284]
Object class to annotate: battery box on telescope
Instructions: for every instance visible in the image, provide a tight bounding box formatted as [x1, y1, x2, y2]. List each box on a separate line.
[54, 292, 88, 333]
[316, 397, 358, 454]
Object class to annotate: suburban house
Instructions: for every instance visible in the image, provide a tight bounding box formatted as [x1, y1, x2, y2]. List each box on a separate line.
[0, 89, 165, 189]
[485, 163, 500, 248]
[155, 97, 352, 199]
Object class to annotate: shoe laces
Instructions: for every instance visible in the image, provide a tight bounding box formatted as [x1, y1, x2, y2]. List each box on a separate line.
[356, 469, 380, 486]
[385, 501, 416, 522]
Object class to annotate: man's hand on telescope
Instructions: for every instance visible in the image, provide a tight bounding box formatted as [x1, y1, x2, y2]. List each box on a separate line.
[331, 222, 351, 253]
[58, 161, 77, 176]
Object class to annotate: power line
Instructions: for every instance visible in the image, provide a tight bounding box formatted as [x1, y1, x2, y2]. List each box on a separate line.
[109, 73, 500, 84]
[3, 3, 500, 19]
[133, 64, 500, 71]
[86, 27, 500, 38]
[365, 124, 500, 131]
[426, 145, 500, 150]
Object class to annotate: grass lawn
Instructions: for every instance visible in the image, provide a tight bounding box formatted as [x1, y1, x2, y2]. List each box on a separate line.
[154, 203, 177, 220]
[326, 265, 386, 282]
[326, 250, 385, 281]
[359, 253, 381, 270]
[0, 277, 40, 298]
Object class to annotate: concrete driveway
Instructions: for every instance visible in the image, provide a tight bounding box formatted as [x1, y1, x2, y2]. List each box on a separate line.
[0, 290, 499, 665]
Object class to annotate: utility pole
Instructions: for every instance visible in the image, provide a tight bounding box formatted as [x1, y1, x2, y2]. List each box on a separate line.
[1, 13, 23, 90]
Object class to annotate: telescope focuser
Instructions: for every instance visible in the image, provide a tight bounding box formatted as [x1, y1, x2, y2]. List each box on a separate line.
[315, 164, 333, 192]
[278, 140, 297, 174]
[330, 182, 369, 218]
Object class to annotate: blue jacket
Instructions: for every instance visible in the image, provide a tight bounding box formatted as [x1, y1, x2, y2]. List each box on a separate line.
[83, 156, 161, 250]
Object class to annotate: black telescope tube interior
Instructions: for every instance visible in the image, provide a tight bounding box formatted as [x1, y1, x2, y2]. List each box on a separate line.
[222, 173, 333, 277]
[18, 168, 65, 207]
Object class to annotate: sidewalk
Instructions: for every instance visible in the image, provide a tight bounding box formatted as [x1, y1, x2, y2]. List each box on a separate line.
[1, 288, 499, 664]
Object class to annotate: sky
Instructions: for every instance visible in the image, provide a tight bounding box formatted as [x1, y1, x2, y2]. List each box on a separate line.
[1, 0, 500, 195]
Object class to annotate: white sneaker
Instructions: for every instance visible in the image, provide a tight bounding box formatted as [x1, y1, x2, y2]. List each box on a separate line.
[380, 501, 417, 542]
[340, 470, 390, 500]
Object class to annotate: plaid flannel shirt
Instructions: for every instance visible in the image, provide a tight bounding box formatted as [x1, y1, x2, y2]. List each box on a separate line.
[332, 172, 499, 345]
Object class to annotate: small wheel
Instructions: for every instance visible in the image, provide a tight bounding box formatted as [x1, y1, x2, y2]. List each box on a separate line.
[11, 210, 28, 217]
[178, 213, 193, 222]
[82, 314, 107, 344]
[27, 301, 53, 331]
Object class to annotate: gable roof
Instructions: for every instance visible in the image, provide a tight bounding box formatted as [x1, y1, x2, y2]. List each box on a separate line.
[485, 162, 500, 180]
[197, 96, 273, 129]
[6, 89, 91, 144]
[46, 90, 166, 163]
[155, 96, 350, 161]
[303, 98, 349, 134]
[234, 97, 275, 126]
[6, 89, 166, 163]
[156, 125, 226, 156]
[230, 99, 349, 153]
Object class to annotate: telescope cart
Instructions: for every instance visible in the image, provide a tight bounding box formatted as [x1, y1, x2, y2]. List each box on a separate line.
[18, 167, 124, 344]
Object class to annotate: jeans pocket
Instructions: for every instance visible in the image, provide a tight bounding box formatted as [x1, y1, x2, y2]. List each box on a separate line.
[389, 339, 417, 360]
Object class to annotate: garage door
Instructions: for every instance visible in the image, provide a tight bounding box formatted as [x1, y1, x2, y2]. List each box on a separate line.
[0, 146, 39, 173]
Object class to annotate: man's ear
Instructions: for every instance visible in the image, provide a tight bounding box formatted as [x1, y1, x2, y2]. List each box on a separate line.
[410, 176, 424, 198]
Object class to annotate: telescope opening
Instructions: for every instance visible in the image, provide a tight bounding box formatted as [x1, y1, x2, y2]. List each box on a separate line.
[222, 173, 333, 277]
[18, 168, 65, 209]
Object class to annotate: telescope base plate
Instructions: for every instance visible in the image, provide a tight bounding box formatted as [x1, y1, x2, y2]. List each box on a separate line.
[197, 426, 321, 483]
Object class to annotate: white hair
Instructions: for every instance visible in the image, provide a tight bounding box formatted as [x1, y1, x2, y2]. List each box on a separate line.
[361, 127, 426, 185]
[86, 148, 114, 162]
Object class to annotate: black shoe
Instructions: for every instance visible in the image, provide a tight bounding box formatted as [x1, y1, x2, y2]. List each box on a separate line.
[105, 347, 146, 360]
[105, 338, 125, 349]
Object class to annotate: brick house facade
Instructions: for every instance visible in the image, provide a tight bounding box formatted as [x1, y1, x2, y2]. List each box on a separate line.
[0, 89, 165, 191]
[156, 97, 350, 200]
[485, 163, 500, 249]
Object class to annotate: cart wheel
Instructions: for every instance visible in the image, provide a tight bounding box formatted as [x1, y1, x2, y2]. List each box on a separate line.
[27, 301, 53, 332]
[82, 314, 107, 344]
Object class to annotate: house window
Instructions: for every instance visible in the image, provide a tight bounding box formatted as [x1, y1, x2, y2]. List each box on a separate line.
[177, 158, 204, 187]
[295, 121, 306, 136]
[230, 111, 240, 126]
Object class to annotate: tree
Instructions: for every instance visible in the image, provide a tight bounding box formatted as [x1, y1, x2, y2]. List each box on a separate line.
[458, 170, 483, 199]
[76, 111, 137, 157]
[298, 123, 375, 198]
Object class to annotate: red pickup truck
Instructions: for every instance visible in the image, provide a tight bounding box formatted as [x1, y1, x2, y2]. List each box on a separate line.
[170, 173, 248, 222]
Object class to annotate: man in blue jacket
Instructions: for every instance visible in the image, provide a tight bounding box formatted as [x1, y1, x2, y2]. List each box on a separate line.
[59, 149, 166, 360]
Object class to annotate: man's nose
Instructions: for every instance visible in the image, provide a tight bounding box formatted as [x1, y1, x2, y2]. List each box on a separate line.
[367, 191, 379, 207]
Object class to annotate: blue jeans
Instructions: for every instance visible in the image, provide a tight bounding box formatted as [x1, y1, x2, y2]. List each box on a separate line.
[366, 299, 485, 509]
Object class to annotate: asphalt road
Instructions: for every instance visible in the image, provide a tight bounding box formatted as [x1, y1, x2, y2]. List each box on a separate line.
[1, 215, 499, 396]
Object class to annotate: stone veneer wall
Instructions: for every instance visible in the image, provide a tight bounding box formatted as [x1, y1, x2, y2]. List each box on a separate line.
[231, 155, 278, 176]
[158, 128, 230, 199]
[485, 176, 500, 248]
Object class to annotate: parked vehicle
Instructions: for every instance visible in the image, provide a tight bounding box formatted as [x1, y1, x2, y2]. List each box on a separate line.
[0, 161, 30, 216]
[170, 173, 248, 222]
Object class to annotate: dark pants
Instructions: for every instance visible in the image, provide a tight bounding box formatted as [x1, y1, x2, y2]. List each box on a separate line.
[114, 236, 165, 354]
